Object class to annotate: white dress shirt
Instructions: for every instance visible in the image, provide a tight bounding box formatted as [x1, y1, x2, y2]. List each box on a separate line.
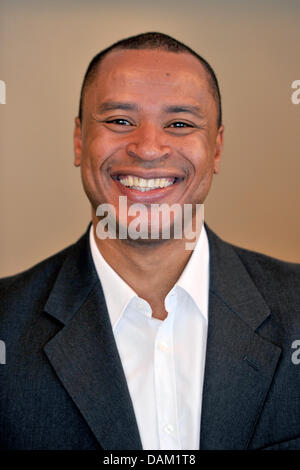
[89, 225, 210, 450]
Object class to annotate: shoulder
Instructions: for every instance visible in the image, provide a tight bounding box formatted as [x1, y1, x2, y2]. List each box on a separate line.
[223, 236, 300, 323]
[0, 229, 89, 320]
[232, 242, 300, 291]
[206, 224, 300, 286]
[205, 224, 300, 326]
[0, 243, 72, 294]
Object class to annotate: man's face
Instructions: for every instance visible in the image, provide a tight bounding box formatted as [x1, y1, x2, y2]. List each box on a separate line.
[74, 49, 223, 239]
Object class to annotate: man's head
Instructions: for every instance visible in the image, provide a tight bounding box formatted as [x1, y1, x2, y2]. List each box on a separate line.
[74, 32, 224, 243]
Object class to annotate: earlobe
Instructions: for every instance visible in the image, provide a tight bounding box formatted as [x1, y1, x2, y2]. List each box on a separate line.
[213, 124, 224, 175]
[74, 117, 83, 167]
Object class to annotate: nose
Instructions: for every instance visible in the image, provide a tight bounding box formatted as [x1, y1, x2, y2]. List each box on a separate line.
[125, 122, 171, 161]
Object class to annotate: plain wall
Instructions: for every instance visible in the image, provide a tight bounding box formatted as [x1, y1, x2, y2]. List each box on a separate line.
[0, 0, 299, 277]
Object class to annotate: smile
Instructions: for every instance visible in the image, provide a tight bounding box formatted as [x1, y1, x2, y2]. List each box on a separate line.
[113, 175, 180, 192]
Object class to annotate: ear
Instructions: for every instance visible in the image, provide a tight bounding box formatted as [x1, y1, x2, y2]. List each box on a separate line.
[74, 117, 83, 167]
[213, 124, 224, 175]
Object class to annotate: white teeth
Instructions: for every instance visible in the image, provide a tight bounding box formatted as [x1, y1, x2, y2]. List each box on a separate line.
[128, 175, 133, 186]
[118, 175, 175, 191]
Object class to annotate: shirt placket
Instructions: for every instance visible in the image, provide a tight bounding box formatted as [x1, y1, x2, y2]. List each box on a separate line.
[154, 295, 181, 450]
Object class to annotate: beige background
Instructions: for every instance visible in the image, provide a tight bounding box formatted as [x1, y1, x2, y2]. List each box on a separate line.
[0, 0, 299, 277]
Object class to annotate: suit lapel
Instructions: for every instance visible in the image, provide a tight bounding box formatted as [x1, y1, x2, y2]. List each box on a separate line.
[200, 226, 282, 449]
[43, 229, 143, 450]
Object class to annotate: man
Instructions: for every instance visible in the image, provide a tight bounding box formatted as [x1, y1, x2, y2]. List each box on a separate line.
[0, 32, 300, 450]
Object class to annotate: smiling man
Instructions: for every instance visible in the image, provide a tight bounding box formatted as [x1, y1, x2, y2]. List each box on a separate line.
[1, 32, 300, 451]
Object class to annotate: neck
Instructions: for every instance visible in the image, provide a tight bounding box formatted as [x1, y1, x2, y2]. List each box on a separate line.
[91, 213, 200, 319]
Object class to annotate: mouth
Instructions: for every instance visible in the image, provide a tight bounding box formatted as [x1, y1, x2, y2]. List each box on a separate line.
[111, 174, 182, 192]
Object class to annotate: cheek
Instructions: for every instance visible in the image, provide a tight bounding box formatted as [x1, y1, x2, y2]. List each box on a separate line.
[179, 141, 211, 178]
[81, 134, 111, 172]
[182, 143, 216, 199]
[191, 135, 217, 172]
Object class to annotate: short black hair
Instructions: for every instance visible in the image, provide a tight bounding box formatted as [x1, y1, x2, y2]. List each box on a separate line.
[78, 32, 222, 128]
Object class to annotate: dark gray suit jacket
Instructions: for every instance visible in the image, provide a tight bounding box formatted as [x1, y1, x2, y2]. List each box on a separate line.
[0, 224, 300, 450]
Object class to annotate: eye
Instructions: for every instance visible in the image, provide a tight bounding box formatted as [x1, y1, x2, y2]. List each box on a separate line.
[106, 119, 132, 126]
[168, 121, 193, 128]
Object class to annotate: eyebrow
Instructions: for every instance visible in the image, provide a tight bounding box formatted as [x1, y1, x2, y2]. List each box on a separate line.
[163, 105, 204, 119]
[96, 101, 204, 119]
[96, 101, 138, 113]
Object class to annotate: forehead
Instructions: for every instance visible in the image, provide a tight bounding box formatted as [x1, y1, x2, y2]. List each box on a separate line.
[87, 49, 213, 107]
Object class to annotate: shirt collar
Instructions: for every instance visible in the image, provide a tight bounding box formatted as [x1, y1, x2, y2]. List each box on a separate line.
[89, 224, 209, 328]
[89, 226, 137, 329]
[175, 225, 209, 321]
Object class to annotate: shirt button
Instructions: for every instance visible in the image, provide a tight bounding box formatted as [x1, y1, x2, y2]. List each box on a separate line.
[158, 342, 169, 352]
[164, 424, 174, 434]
